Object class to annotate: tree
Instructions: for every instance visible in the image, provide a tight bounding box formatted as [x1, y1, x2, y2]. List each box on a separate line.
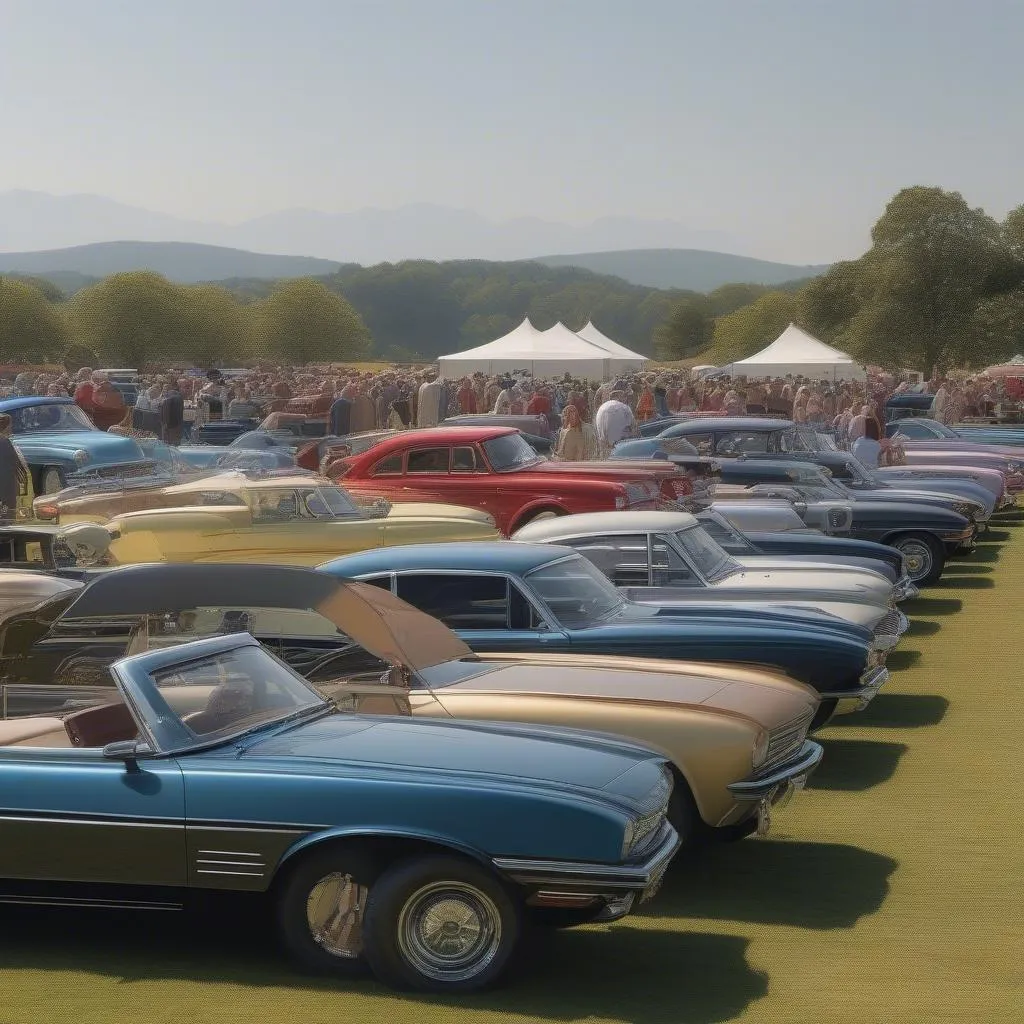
[711, 291, 796, 363]
[796, 260, 865, 344]
[846, 187, 1003, 373]
[654, 296, 712, 360]
[178, 284, 251, 367]
[68, 272, 188, 366]
[0, 277, 69, 362]
[973, 288, 1024, 364]
[254, 279, 371, 364]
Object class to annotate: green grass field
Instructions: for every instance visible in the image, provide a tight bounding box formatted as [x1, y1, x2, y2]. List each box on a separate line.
[2, 518, 1022, 1023]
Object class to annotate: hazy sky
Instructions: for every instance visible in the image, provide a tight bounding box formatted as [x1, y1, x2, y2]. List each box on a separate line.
[3, 0, 1023, 263]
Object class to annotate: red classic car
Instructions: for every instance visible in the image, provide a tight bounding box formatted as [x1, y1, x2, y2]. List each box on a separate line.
[328, 426, 689, 533]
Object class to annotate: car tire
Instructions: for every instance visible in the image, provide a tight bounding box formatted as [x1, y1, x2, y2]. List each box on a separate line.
[811, 697, 839, 731]
[39, 466, 65, 495]
[361, 854, 522, 993]
[889, 532, 945, 586]
[667, 775, 707, 847]
[276, 847, 378, 979]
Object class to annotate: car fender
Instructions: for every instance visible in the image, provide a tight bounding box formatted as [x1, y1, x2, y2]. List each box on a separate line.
[510, 497, 571, 530]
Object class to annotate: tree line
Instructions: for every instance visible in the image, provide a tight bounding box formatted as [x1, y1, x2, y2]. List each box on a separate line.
[5, 186, 1022, 374]
[656, 187, 1024, 374]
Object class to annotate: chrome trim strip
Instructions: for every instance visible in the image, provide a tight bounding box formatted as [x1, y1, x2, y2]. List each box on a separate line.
[728, 741, 823, 798]
[0, 894, 182, 911]
[0, 812, 183, 830]
[195, 849, 264, 858]
[493, 823, 680, 891]
[195, 869, 265, 877]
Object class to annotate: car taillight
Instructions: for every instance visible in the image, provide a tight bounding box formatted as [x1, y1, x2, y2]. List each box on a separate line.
[36, 503, 59, 521]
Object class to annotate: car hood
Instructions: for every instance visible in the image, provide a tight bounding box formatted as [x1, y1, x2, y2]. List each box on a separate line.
[13, 430, 147, 466]
[434, 656, 816, 727]
[527, 459, 673, 478]
[243, 712, 667, 801]
[385, 502, 495, 524]
[708, 566, 891, 602]
[734, 555, 896, 583]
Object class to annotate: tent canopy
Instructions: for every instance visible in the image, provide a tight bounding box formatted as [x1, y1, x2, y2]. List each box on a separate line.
[576, 322, 649, 370]
[723, 323, 866, 381]
[439, 318, 634, 380]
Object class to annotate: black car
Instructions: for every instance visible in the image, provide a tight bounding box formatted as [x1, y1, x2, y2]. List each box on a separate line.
[716, 459, 974, 584]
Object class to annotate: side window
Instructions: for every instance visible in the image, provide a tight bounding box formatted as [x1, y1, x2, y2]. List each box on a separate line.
[699, 516, 739, 548]
[371, 454, 403, 476]
[716, 431, 768, 455]
[360, 575, 394, 593]
[251, 490, 300, 523]
[452, 446, 480, 473]
[683, 432, 714, 455]
[396, 574, 510, 629]
[562, 535, 651, 587]
[650, 540, 698, 586]
[407, 448, 450, 474]
[509, 582, 546, 629]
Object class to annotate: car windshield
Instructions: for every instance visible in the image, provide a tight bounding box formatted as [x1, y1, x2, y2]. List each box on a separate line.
[8, 403, 96, 433]
[151, 644, 326, 746]
[482, 433, 542, 471]
[673, 525, 742, 581]
[525, 555, 625, 626]
[250, 485, 361, 520]
[300, 485, 361, 518]
[695, 510, 756, 552]
[778, 428, 818, 452]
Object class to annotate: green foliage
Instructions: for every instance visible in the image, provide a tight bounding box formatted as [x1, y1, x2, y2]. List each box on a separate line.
[253, 278, 371, 364]
[178, 284, 251, 367]
[68, 272, 190, 367]
[0, 276, 69, 361]
[654, 297, 713, 360]
[62, 342, 99, 373]
[796, 261, 865, 344]
[712, 291, 796, 363]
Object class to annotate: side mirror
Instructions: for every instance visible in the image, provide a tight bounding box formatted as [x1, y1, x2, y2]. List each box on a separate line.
[102, 739, 145, 771]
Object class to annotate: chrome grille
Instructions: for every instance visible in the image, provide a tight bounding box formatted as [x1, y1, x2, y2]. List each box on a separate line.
[872, 609, 906, 648]
[74, 461, 159, 482]
[760, 712, 813, 775]
[827, 508, 847, 530]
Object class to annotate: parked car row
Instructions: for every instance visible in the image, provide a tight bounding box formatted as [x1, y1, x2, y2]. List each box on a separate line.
[0, 409, 1013, 993]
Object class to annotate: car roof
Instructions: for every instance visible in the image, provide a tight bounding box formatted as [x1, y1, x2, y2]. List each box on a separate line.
[167, 471, 328, 494]
[664, 417, 794, 433]
[514, 510, 698, 540]
[319, 541, 574, 577]
[353, 425, 518, 456]
[0, 396, 76, 412]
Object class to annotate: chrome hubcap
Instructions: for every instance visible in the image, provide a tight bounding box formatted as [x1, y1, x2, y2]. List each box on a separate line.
[899, 541, 932, 580]
[306, 873, 368, 959]
[397, 881, 502, 982]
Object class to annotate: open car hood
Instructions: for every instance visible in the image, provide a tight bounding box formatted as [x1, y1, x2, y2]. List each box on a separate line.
[1, 563, 472, 673]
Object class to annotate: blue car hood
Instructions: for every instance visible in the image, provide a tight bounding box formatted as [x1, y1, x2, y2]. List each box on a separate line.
[242, 712, 666, 803]
[15, 430, 146, 466]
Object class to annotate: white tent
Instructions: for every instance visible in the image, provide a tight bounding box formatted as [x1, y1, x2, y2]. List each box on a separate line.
[437, 318, 613, 379]
[576, 321, 649, 372]
[723, 323, 866, 381]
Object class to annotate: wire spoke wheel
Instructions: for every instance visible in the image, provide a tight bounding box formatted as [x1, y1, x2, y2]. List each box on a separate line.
[305, 872, 369, 959]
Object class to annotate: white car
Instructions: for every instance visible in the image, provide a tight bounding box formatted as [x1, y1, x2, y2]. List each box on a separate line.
[513, 510, 908, 651]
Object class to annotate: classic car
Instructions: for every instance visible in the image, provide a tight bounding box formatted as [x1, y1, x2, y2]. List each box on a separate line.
[512, 510, 907, 649]
[0, 523, 113, 573]
[318, 542, 887, 727]
[739, 450, 996, 521]
[887, 416, 1024, 449]
[0, 563, 820, 847]
[0, 626, 681, 992]
[873, 463, 1013, 510]
[327, 426, 690, 533]
[147, 437, 298, 472]
[885, 418, 1024, 491]
[714, 459, 975, 584]
[0, 397, 158, 494]
[31, 471, 501, 566]
[690, 506, 919, 600]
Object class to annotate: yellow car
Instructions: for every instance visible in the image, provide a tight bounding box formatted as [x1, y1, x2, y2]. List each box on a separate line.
[37, 472, 499, 566]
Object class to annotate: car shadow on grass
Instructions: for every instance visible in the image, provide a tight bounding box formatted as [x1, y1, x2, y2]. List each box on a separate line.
[904, 619, 941, 637]
[0, 903, 767, 1024]
[978, 529, 1012, 542]
[904, 597, 963, 616]
[646, 839, 896, 930]
[931, 575, 995, 590]
[959, 547, 1001, 563]
[883, 649, 922, 671]
[939, 562, 993, 574]
[826, 692, 947, 728]
[806, 738, 908, 791]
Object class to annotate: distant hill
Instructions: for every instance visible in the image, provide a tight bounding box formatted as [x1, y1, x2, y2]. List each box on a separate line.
[0, 241, 340, 285]
[535, 249, 831, 292]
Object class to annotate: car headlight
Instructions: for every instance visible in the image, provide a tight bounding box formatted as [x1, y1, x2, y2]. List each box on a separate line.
[72, 449, 90, 466]
[752, 729, 769, 769]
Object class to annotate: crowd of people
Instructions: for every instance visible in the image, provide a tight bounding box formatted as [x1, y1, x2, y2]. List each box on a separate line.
[2, 361, 1022, 472]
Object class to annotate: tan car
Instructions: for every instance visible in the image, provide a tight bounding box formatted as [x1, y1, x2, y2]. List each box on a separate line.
[33, 472, 499, 567]
[0, 562, 822, 846]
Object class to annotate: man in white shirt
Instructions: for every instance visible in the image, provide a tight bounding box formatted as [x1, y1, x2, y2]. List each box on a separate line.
[594, 391, 636, 457]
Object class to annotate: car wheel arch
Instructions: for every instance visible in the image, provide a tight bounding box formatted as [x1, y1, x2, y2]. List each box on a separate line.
[510, 503, 567, 532]
[271, 828, 495, 891]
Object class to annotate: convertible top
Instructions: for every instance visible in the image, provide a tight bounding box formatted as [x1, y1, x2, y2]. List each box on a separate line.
[58, 563, 473, 672]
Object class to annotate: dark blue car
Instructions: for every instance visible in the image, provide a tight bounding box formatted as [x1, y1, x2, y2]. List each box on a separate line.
[318, 542, 886, 729]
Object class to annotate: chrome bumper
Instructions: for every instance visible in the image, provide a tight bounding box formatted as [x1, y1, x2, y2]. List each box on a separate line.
[819, 665, 889, 708]
[493, 821, 681, 901]
[727, 740, 823, 800]
[893, 575, 920, 602]
[872, 609, 910, 651]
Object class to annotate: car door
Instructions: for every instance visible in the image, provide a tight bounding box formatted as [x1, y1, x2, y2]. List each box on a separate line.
[0, 728, 186, 887]
[393, 572, 569, 654]
[396, 447, 454, 504]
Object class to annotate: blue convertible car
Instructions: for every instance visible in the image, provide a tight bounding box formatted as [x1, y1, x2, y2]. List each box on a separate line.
[318, 542, 887, 727]
[0, 397, 156, 494]
[0, 622, 679, 993]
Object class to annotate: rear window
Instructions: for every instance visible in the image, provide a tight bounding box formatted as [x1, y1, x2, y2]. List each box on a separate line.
[371, 454, 403, 476]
